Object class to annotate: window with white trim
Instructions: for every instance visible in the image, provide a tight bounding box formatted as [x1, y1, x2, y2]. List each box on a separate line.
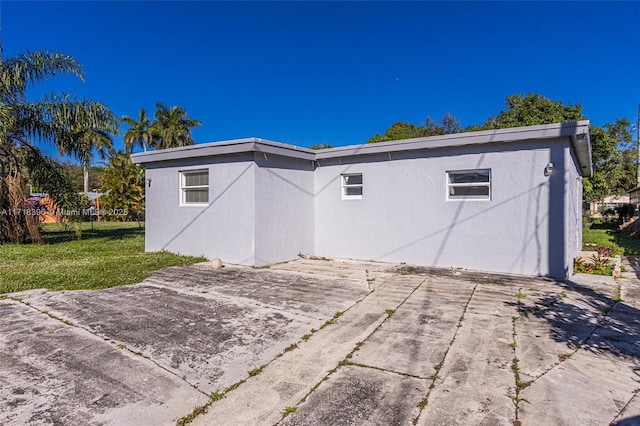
[446, 169, 491, 200]
[341, 173, 363, 200]
[180, 169, 209, 205]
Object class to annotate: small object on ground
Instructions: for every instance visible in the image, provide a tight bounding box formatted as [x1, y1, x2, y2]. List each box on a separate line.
[211, 258, 223, 269]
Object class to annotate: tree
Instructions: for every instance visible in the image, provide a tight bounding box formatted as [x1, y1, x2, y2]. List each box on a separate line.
[59, 128, 112, 192]
[367, 113, 460, 143]
[309, 143, 333, 150]
[149, 102, 201, 149]
[121, 108, 154, 153]
[0, 47, 117, 243]
[489, 93, 584, 129]
[583, 118, 635, 202]
[100, 150, 144, 222]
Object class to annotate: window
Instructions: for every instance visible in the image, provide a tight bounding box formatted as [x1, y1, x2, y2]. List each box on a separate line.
[180, 169, 209, 205]
[447, 169, 491, 200]
[341, 173, 363, 200]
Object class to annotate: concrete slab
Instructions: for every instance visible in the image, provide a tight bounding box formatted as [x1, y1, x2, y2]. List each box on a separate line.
[351, 278, 476, 378]
[145, 263, 371, 318]
[14, 264, 371, 395]
[519, 350, 639, 425]
[279, 366, 428, 426]
[3, 258, 640, 426]
[419, 286, 517, 426]
[0, 300, 207, 426]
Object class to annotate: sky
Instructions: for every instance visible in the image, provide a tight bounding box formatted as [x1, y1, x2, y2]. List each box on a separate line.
[3, 1, 640, 161]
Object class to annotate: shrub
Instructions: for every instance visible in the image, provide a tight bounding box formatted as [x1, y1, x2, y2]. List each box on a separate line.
[596, 246, 614, 257]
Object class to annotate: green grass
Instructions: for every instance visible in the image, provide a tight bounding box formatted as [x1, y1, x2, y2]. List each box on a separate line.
[582, 225, 640, 255]
[0, 222, 207, 294]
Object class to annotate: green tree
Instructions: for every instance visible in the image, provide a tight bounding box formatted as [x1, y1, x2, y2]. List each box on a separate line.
[309, 143, 333, 150]
[121, 108, 154, 153]
[0, 47, 117, 243]
[583, 118, 635, 202]
[59, 128, 112, 192]
[100, 150, 144, 222]
[489, 93, 585, 129]
[150, 102, 201, 149]
[367, 113, 460, 143]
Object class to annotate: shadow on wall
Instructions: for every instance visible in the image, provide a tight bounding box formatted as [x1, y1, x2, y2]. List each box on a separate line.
[377, 182, 547, 273]
[160, 163, 253, 251]
[376, 141, 572, 279]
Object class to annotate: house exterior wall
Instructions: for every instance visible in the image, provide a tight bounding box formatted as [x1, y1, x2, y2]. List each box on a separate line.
[253, 153, 315, 266]
[314, 138, 577, 278]
[565, 145, 583, 276]
[143, 153, 256, 264]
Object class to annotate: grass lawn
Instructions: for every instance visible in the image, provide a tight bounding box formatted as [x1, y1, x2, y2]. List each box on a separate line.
[0, 222, 207, 294]
[582, 224, 640, 255]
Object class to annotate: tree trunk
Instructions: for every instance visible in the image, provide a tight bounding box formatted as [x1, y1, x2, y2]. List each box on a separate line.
[83, 164, 89, 193]
[0, 174, 43, 244]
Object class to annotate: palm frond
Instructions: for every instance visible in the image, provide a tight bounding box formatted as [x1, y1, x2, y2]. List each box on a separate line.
[0, 51, 83, 102]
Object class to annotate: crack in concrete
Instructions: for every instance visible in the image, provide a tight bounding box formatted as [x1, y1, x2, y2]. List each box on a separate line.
[610, 387, 640, 425]
[512, 285, 623, 425]
[412, 282, 479, 425]
[338, 360, 429, 380]
[7, 297, 210, 400]
[529, 296, 621, 383]
[510, 297, 524, 426]
[273, 277, 429, 425]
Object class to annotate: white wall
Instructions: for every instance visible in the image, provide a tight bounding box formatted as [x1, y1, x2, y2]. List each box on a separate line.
[253, 153, 315, 266]
[144, 154, 256, 264]
[314, 138, 576, 278]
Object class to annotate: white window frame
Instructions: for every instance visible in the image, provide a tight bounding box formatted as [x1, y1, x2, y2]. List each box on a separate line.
[446, 169, 491, 201]
[180, 169, 209, 206]
[341, 173, 363, 200]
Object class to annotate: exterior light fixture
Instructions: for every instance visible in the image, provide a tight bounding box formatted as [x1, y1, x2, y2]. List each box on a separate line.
[146, 178, 152, 188]
[544, 163, 554, 176]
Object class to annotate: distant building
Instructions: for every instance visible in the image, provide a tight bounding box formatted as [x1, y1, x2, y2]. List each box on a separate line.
[590, 195, 630, 216]
[132, 121, 592, 280]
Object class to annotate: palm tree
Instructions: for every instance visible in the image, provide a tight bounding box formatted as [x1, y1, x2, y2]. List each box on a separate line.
[121, 108, 153, 153]
[59, 128, 113, 193]
[0, 47, 118, 243]
[100, 149, 144, 223]
[150, 102, 201, 149]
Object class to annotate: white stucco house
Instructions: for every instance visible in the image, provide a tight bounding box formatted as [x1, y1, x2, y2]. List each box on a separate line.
[131, 121, 592, 280]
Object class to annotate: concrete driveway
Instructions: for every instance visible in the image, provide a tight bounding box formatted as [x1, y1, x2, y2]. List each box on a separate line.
[1, 259, 639, 425]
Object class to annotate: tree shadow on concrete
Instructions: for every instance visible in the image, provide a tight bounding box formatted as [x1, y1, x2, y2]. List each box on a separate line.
[512, 279, 640, 362]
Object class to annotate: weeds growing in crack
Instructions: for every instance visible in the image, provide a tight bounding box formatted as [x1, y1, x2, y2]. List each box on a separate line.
[283, 343, 298, 353]
[385, 308, 395, 317]
[176, 389, 228, 425]
[281, 406, 297, 418]
[248, 366, 263, 377]
[209, 391, 225, 402]
[412, 283, 479, 425]
[177, 404, 208, 426]
[510, 314, 531, 423]
[615, 285, 623, 302]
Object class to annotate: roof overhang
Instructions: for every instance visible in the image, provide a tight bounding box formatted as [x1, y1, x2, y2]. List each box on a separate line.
[131, 121, 593, 176]
[131, 137, 316, 164]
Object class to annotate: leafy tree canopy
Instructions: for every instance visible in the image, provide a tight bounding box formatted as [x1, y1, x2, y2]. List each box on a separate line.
[121, 103, 201, 152]
[367, 113, 460, 143]
[0, 46, 117, 243]
[100, 150, 144, 221]
[365, 93, 636, 203]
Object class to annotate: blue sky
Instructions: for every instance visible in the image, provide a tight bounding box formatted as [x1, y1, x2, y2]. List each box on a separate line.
[3, 1, 640, 160]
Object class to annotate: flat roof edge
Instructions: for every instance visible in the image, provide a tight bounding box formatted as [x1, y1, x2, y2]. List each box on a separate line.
[130, 121, 591, 173]
[131, 137, 315, 164]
